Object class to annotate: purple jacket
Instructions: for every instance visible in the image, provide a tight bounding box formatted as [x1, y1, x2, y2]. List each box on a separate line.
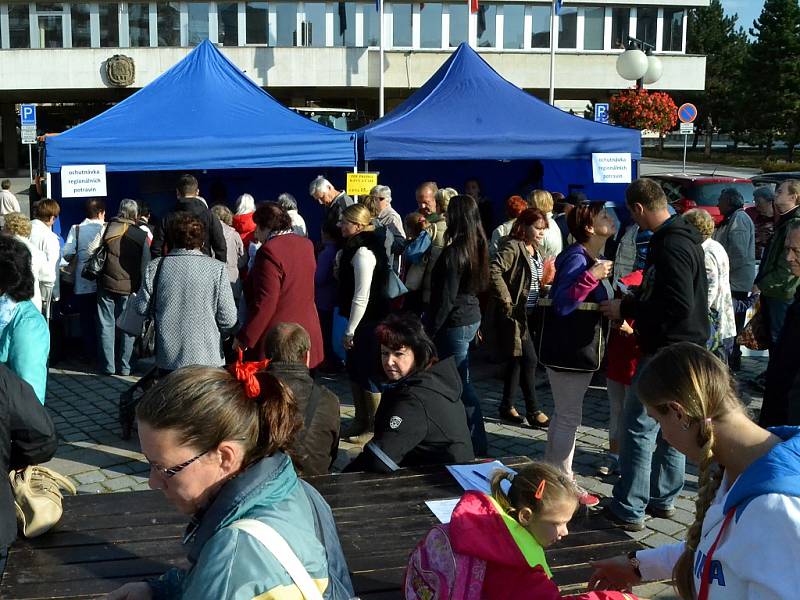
[550, 244, 609, 316]
[315, 240, 338, 312]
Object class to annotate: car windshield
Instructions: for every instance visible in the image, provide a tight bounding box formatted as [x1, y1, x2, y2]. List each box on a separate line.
[686, 182, 755, 206]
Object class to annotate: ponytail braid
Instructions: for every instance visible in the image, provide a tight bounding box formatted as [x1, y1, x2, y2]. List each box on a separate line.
[673, 421, 723, 599]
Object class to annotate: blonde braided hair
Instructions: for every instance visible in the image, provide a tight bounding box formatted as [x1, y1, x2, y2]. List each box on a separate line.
[636, 342, 742, 600]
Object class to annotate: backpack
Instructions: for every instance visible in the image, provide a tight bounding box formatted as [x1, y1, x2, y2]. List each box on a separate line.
[404, 523, 486, 600]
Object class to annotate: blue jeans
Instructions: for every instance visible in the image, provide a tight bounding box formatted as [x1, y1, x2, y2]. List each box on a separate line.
[97, 289, 135, 375]
[610, 356, 686, 523]
[435, 322, 488, 456]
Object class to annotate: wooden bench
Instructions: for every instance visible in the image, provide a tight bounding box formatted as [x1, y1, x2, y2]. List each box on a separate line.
[1, 458, 642, 599]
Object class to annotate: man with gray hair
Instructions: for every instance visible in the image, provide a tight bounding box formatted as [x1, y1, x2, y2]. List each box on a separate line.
[0, 179, 20, 223]
[309, 175, 353, 241]
[713, 187, 755, 370]
[277, 192, 307, 237]
[94, 198, 150, 376]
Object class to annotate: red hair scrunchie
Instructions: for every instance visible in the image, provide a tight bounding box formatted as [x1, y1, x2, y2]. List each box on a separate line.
[229, 349, 270, 399]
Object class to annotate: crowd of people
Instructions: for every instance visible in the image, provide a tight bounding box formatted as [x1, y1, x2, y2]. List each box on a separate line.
[1, 171, 800, 600]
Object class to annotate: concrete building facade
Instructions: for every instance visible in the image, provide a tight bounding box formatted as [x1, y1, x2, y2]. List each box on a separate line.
[0, 0, 709, 169]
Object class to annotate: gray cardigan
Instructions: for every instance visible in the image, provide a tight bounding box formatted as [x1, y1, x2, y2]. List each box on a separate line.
[134, 249, 237, 371]
[713, 208, 755, 293]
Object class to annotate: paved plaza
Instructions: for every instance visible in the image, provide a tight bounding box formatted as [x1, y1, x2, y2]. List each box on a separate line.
[40, 350, 768, 600]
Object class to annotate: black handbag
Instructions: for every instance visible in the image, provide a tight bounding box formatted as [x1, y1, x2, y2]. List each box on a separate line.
[134, 256, 166, 359]
[82, 224, 128, 281]
[535, 298, 610, 372]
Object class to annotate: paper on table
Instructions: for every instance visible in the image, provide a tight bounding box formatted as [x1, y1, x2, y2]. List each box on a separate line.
[425, 498, 460, 523]
[446, 460, 516, 494]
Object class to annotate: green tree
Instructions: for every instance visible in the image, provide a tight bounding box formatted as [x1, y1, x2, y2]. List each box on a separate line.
[747, 0, 800, 158]
[685, 0, 749, 152]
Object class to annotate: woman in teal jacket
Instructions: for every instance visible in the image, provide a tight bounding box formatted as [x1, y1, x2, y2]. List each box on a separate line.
[105, 364, 354, 600]
[0, 236, 49, 403]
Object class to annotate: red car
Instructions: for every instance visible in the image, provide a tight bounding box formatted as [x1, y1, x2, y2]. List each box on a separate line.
[647, 174, 756, 225]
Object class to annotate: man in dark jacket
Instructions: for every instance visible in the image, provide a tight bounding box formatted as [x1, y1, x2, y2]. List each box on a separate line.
[0, 364, 58, 554]
[761, 222, 800, 427]
[264, 323, 339, 476]
[601, 178, 709, 530]
[96, 199, 150, 376]
[151, 174, 226, 261]
[346, 356, 475, 473]
[308, 175, 354, 243]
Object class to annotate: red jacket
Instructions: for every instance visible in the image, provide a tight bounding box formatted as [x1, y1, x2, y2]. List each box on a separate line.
[449, 492, 637, 600]
[238, 233, 324, 367]
[232, 212, 256, 248]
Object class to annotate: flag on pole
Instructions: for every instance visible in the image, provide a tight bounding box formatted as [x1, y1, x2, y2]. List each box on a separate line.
[555, 0, 563, 16]
[470, 0, 478, 14]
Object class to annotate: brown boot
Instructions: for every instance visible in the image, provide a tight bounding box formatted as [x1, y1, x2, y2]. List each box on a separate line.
[341, 383, 367, 439]
[345, 390, 381, 446]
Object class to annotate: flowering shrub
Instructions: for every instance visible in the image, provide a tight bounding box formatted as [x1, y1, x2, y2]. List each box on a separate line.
[609, 88, 678, 135]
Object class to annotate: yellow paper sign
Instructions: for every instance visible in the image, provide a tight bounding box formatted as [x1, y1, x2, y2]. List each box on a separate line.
[346, 172, 378, 196]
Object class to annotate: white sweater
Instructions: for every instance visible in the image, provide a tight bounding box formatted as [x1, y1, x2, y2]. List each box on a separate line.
[638, 473, 800, 599]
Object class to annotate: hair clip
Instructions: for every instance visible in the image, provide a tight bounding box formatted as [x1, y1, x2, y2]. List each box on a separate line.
[229, 349, 270, 399]
[534, 479, 546, 500]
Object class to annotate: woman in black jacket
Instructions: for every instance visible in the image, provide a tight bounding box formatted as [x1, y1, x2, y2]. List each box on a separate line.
[428, 195, 490, 456]
[0, 363, 58, 555]
[346, 313, 475, 473]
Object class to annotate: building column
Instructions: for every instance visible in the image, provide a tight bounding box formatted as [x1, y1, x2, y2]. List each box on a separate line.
[1, 103, 19, 171]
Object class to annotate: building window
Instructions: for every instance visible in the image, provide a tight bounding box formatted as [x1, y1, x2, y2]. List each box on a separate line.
[448, 3, 467, 47]
[392, 3, 411, 47]
[188, 2, 209, 46]
[99, 3, 119, 47]
[364, 4, 380, 46]
[636, 7, 657, 49]
[128, 3, 151, 47]
[245, 2, 268, 44]
[503, 4, 523, 49]
[662, 7, 684, 51]
[274, 3, 297, 46]
[9, 4, 31, 48]
[610, 7, 629, 49]
[476, 4, 495, 47]
[71, 3, 91, 47]
[531, 4, 550, 49]
[36, 4, 65, 49]
[420, 3, 442, 49]
[583, 6, 604, 50]
[217, 2, 238, 45]
[332, 2, 356, 47]
[157, 3, 180, 45]
[302, 3, 325, 46]
[557, 6, 576, 49]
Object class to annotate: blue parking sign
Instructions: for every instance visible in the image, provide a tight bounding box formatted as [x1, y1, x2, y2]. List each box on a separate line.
[594, 103, 609, 124]
[20, 104, 36, 125]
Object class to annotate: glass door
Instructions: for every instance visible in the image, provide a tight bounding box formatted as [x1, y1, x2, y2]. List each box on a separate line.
[298, 2, 326, 47]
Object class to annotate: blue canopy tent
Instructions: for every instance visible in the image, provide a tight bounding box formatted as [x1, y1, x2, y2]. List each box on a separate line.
[45, 40, 357, 234]
[358, 43, 641, 216]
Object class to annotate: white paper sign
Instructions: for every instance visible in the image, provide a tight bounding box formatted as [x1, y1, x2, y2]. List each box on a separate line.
[591, 153, 632, 184]
[61, 165, 107, 198]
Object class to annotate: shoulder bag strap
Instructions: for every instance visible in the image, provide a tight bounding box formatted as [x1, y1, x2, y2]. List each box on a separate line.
[229, 519, 324, 600]
[697, 508, 735, 600]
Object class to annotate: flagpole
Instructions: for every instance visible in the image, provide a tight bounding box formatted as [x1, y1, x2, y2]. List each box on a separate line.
[548, 0, 557, 105]
[379, 0, 385, 117]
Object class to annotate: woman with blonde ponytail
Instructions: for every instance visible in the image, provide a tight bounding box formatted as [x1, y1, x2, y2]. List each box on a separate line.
[590, 342, 800, 600]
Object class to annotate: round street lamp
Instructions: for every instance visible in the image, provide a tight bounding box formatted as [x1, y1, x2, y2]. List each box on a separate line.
[616, 38, 662, 88]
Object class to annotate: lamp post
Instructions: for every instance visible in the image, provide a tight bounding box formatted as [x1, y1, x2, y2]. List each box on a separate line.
[616, 37, 662, 89]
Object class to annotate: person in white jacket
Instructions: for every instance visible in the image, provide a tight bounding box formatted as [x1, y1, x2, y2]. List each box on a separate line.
[589, 342, 800, 600]
[528, 189, 563, 261]
[29, 199, 62, 319]
[2, 213, 51, 313]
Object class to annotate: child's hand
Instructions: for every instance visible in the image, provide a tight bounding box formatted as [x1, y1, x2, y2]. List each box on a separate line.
[587, 556, 641, 592]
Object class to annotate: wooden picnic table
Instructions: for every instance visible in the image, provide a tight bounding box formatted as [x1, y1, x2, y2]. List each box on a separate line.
[1, 457, 642, 599]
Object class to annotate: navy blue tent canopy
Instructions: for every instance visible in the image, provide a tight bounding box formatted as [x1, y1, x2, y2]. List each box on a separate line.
[359, 43, 641, 162]
[46, 40, 357, 172]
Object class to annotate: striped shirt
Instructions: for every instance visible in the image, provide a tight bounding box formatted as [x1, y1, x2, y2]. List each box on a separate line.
[526, 250, 544, 309]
